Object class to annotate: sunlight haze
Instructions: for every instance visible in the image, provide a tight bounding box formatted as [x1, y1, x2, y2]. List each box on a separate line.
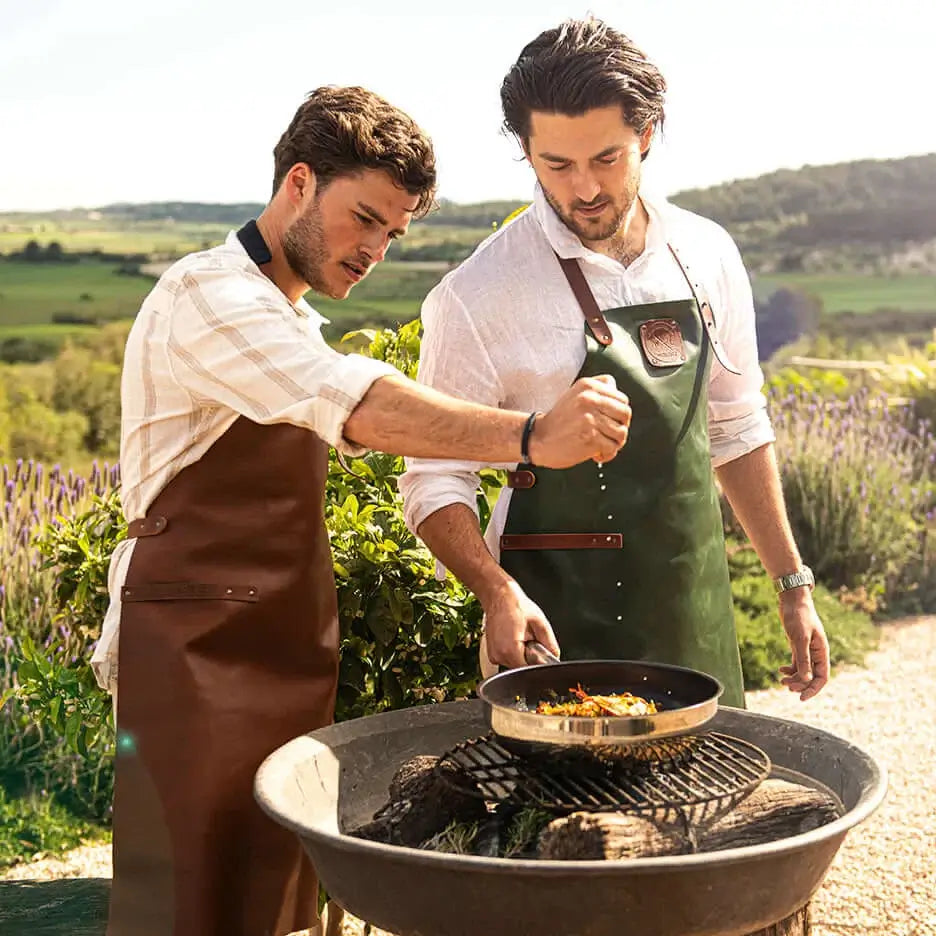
[1, 0, 933, 211]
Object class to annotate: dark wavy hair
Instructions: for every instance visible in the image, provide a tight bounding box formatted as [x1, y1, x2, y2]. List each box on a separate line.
[501, 18, 666, 159]
[272, 86, 437, 217]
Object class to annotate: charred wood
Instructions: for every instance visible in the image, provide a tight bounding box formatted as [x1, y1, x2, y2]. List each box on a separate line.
[537, 779, 840, 860]
[349, 755, 488, 848]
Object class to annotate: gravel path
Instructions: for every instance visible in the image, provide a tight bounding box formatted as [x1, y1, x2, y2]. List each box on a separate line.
[5, 617, 935, 935]
[744, 616, 936, 936]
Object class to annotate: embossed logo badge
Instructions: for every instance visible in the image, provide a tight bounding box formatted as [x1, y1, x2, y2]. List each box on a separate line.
[639, 319, 687, 367]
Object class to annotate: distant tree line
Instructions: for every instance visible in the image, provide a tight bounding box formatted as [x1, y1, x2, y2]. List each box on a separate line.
[4, 241, 149, 266]
[671, 154, 936, 273]
[2, 153, 933, 274]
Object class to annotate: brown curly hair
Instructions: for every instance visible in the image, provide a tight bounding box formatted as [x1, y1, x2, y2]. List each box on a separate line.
[501, 18, 666, 159]
[272, 86, 437, 217]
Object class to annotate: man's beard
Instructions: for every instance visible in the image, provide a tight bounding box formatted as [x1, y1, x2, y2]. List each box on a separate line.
[281, 200, 333, 296]
[542, 176, 640, 249]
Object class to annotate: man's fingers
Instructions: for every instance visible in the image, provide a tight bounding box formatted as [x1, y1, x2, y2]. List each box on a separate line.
[593, 410, 631, 445]
[528, 617, 561, 661]
[584, 374, 618, 391]
[488, 635, 528, 670]
[793, 634, 812, 682]
[810, 632, 830, 682]
[780, 627, 829, 698]
[801, 632, 830, 700]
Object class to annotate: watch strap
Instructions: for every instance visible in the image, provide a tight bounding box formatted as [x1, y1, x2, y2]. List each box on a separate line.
[773, 566, 815, 594]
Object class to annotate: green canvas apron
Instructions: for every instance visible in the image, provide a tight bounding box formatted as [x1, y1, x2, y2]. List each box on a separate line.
[499, 245, 746, 708]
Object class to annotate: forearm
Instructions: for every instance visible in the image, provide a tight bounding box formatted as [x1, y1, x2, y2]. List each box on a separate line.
[343, 375, 527, 462]
[416, 503, 512, 606]
[715, 442, 802, 578]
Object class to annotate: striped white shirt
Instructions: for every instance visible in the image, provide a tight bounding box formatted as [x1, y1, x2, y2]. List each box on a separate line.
[92, 232, 396, 695]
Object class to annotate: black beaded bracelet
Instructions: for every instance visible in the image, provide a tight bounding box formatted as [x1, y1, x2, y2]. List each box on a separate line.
[521, 412, 538, 465]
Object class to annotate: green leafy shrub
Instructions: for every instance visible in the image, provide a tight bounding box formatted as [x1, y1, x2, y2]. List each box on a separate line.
[0, 786, 107, 869]
[764, 365, 851, 399]
[327, 450, 484, 721]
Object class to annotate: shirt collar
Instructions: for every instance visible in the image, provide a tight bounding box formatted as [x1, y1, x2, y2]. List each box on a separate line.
[224, 230, 329, 326]
[531, 182, 668, 269]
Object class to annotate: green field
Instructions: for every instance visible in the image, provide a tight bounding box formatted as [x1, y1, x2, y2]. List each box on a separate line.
[0, 260, 154, 326]
[0, 258, 449, 356]
[753, 273, 936, 314]
[3, 254, 933, 362]
[0, 221, 231, 258]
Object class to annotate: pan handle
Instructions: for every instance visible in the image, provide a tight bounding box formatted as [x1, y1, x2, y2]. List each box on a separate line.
[523, 640, 562, 666]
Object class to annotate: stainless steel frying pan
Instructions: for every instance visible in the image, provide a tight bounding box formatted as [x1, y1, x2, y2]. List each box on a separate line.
[477, 642, 723, 749]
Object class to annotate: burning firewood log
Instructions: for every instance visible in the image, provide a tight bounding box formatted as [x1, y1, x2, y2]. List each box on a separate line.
[537, 778, 840, 860]
[349, 755, 488, 847]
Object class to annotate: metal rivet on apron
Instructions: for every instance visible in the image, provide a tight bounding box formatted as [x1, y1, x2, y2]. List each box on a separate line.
[600, 485, 606, 491]
[226, 588, 233, 595]
[617, 582, 622, 587]
[606, 536, 613, 543]
[617, 615, 623, 621]
[607, 514, 613, 520]
[248, 588, 256, 596]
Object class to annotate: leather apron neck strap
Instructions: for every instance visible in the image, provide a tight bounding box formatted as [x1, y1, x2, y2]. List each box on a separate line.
[555, 247, 742, 375]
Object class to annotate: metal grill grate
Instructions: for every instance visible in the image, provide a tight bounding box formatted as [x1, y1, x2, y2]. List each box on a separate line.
[436, 733, 770, 821]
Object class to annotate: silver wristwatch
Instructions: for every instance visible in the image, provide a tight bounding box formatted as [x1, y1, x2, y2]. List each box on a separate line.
[773, 565, 815, 594]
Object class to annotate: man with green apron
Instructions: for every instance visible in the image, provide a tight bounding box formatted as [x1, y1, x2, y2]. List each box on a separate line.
[400, 17, 829, 705]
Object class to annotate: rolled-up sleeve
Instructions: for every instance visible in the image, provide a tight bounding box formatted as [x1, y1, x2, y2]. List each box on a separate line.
[166, 267, 398, 455]
[707, 231, 775, 467]
[399, 278, 506, 534]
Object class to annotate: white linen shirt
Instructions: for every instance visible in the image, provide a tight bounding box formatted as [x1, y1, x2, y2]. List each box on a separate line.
[92, 231, 397, 695]
[399, 185, 774, 564]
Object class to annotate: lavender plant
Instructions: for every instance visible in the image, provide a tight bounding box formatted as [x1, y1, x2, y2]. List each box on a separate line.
[769, 386, 936, 610]
[0, 460, 120, 825]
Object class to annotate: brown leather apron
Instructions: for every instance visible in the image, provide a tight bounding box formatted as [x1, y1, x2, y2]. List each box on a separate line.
[107, 416, 336, 936]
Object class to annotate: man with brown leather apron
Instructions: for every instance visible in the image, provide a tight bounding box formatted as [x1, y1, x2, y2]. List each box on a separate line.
[401, 18, 829, 706]
[94, 86, 633, 936]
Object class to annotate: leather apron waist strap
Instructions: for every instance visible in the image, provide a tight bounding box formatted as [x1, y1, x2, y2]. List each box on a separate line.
[127, 515, 169, 538]
[501, 533, 624, 551]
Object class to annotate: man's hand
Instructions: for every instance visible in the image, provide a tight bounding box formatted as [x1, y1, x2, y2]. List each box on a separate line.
[481, 579, 561, 671]
[777, 589, 829, 701]
[531, 375, 631, 468]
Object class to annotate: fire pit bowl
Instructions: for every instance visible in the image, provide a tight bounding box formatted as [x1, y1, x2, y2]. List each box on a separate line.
[255, 701, 886, 936]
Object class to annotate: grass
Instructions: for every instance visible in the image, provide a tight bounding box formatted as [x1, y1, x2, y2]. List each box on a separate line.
[753, 273, 936, 314]
[0, 261, 154, 326]
[0, 788, 109, 872]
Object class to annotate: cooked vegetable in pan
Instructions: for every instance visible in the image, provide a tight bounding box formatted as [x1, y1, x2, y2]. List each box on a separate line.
[535, 684, 658, 717]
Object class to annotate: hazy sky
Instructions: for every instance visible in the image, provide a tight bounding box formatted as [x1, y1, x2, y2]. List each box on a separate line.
[1, 0, 933, 211]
